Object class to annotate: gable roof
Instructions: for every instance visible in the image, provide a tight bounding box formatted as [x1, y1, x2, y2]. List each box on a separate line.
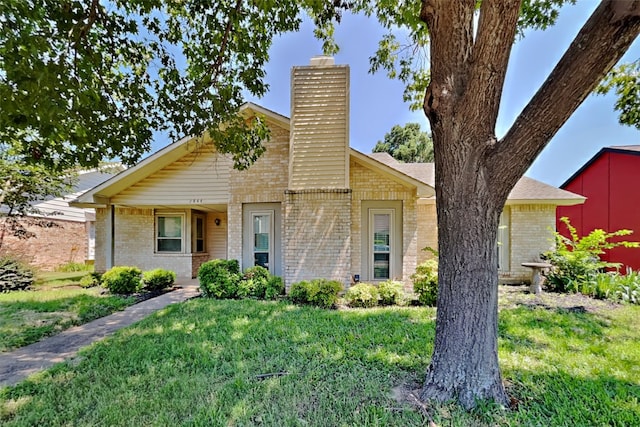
[561, 145, 640, 188]
[73, 103, 289, 207]
[369, 152, 584, 206]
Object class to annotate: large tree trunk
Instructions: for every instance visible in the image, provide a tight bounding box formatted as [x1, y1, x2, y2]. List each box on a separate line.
[418, 0, 640, 409]
[420, 166, 508, 408]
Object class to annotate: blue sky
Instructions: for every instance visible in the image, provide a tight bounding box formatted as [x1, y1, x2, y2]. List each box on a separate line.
[152, 2, 640, 188]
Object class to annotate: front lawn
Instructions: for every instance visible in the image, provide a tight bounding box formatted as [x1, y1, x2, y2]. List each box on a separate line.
[1, 289, 639, 426]
[0, 276, 136, 352]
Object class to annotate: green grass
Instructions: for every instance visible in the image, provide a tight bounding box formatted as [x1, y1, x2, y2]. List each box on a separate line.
[1, 294, 639, 426]
[0, 287, 135, 353]
[35, 271, 92, 287]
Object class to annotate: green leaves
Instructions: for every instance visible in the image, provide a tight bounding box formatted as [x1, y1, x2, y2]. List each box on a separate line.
[0, 0, 308, 171]
[372, 122, 434, 163]
[597, 60, 640, 130]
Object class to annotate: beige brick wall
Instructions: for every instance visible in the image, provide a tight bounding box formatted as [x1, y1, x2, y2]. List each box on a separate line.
[417, 203, 438, 265]
[95, 208, 107, 273]
[228, 123, 289, 266]
[106, 207, 222, 278]
[503, 204, 557, 283]
[350, 161, 418, 286]
[284, 189, 351, 287]
[0, 217, 88, 271]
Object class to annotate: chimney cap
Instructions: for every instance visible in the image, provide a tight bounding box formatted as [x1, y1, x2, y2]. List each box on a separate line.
[309, 55, 335, 66]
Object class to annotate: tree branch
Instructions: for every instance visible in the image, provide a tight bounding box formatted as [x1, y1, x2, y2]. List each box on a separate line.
[493, 0, 640, 185]
[193, 0, 243, 95]
[462, 0, 521, 132]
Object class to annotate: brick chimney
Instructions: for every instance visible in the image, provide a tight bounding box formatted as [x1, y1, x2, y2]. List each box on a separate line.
[284, 56, 352, 288]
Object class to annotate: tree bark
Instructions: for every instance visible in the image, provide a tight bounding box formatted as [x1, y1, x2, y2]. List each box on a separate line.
[418, 0, 640, 409]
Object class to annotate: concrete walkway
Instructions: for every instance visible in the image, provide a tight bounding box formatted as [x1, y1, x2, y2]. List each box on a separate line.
[0, 279, 200, 388]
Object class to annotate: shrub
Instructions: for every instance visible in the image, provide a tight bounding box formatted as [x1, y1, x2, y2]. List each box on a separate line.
[237, 266, 270, 299]
[289, 280, 311, 305]
[198, 259, 240, 299]
[264, 275, 285, 300]
[289, 279, 343, 308]
[345, 283, 379, 308]
[0, 256, 35, 292]
[142, 268, 176, 291]
[412, 259, 438, 306]
[542, 217, 639, 293]
[79, 272, 102, 288]
[56, 261, 91, 272]
[614, 269, 640, 304]
[309, 279, 343, 308]
[101, 266, 142, 294]
[377, 280, 404, 306]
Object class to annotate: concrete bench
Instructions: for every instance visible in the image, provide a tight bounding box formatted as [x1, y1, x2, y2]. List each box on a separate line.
[521, 262, 552, 295]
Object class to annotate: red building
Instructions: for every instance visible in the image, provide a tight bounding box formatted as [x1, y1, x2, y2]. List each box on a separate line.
[557, 145, 640, 272]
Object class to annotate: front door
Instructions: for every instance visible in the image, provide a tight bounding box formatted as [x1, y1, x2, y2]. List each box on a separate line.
[242, 203, 282, 275]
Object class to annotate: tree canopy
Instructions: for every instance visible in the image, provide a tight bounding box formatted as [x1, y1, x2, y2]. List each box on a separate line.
[373, 123, 434, 163]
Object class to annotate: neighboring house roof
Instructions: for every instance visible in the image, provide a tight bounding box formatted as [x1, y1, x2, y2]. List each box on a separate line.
[561, 145, 640, 188]
[31, 167, 121, 222]
[369, 152, 584, 206]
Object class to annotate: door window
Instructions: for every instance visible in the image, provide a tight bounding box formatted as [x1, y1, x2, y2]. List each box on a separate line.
[253, 212, 273, 270]
[370, 210, 393, 280]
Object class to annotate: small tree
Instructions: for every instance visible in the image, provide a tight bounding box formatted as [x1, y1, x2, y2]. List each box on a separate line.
[372, 123, 434, 163]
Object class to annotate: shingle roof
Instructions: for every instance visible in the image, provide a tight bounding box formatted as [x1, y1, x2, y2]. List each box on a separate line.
[367, 152, 584, 203]
[608, 145, 640, 152]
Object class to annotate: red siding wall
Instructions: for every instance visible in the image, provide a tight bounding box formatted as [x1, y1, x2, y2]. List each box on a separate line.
[557, 150, 640, 271]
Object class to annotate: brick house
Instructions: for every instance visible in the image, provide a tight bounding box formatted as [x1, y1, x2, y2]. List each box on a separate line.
[557, 145, 640, 271]
[73, 57, 585, 287]
[1, 168, 118, 270]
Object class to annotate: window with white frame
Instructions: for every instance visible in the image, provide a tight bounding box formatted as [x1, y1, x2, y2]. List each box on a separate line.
[156, 214, 185, 253]
[370, 209, 394, 280]
[252, 211, 273, 270]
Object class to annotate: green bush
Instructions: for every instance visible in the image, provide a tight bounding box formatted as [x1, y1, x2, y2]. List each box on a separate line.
[377, 280, 404, 306]
[56, 261, 91, 272]
[101, 266, 142, 294]
[198, 259, 240, 299]
[265, 275, 285, 300]
[79, 272, 102, 288]
[0, 256, 35, 292]
[542, 217, 639, 293]
[289, 280, 311, 305]
[289, 279, 343, 309]
[412, 259, 438, 306]
[345, 283, 379, 308]
[308, 279, 343, 308]
[142, 268, 176, 291]
[237, 265, 270, 299]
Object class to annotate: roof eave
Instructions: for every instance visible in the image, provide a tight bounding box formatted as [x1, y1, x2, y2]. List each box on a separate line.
[506, 198, 586, 206]
[350, 149, 435, 197]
